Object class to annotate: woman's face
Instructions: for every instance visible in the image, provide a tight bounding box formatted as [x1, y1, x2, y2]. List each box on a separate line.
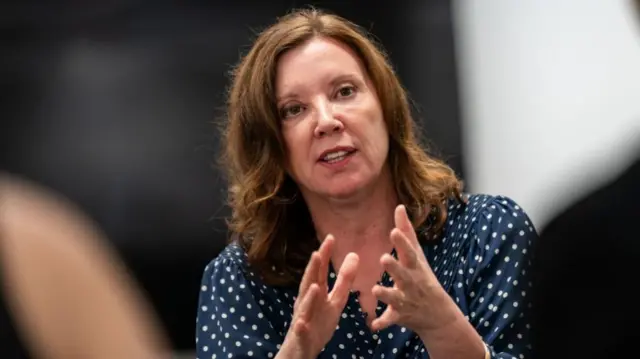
[275, 36, 389, 202]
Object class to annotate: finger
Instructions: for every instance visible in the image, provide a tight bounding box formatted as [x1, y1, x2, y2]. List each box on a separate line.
[372, 284, 405, 310]
[328, 252, 359, 307]
[316, 234, 335, 288]
[293, 283, 321, 328]
[394, 205, 419, 248]
[390, 228, 418, 269]
[369, 306, 400, 332]
[298, 252, 320, 301]
[380, 253, 411, 286]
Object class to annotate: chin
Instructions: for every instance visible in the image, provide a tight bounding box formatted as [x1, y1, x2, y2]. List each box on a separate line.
[299, 170, 384, 203]
[318, 178, 371, 200]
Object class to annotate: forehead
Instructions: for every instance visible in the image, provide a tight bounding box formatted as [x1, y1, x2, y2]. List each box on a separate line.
[275, 37, 366, 97]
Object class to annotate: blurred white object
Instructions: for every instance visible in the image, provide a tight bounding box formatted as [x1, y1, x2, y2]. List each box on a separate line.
[453, 0, 640, 228]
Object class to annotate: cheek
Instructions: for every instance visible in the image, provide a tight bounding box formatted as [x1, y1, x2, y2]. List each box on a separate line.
[362, 99, 386, 134]
[281, 128, 308, 174]
[370, 115, 390, 160]
[367, 110, 388, 142]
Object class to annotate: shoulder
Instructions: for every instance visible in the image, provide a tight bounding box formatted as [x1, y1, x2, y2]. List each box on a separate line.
[199, 242, 257, 287]
[440, 194, 538, 263]
[199, 242, 291, 300]
[446, 193, 536, 236]
[196, 243, 293, 357]
[208, 242, 249, 269]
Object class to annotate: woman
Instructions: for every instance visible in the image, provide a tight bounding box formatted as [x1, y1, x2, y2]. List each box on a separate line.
[196, 8, 536, 359]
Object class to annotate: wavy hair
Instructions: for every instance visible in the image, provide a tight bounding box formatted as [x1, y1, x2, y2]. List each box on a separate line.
[220, 8, 464, 286]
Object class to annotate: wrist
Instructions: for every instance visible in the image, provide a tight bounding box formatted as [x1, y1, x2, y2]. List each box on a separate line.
[416, 285, 460, 335]
[416, 304, 486, 359]
[276, 336, 313, 359]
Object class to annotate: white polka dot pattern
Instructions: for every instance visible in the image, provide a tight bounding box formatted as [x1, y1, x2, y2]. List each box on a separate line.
[195, 194, 536, 358]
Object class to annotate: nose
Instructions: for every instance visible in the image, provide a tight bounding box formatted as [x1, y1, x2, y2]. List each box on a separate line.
[313, 100, 344, 138]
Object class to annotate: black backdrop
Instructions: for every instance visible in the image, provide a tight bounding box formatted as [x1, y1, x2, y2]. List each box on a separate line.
[0, 0, 464, 351]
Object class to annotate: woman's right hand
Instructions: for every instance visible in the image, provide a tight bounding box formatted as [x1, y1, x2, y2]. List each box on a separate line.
[277, 235, 359, 359]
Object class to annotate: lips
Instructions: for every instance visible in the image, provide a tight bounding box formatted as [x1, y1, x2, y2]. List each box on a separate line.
[318, 146, 357, 162]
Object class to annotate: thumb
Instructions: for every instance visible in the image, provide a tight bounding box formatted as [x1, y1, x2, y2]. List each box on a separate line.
[369, 307, 399, 332]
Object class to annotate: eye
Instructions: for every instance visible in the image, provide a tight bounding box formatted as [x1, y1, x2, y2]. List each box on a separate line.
[336, 85, 356, 98]
[280, 104, 305, 119]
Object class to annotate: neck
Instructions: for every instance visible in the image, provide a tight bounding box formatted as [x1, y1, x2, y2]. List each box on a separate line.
[303, 168, 398, 265]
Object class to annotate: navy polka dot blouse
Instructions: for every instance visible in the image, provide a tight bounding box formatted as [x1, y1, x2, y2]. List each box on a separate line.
[196, 194, 537, 358]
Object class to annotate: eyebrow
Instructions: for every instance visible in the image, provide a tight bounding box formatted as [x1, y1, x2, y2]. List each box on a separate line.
[276, 72, 361, 103]
[328, 73, 360, 87]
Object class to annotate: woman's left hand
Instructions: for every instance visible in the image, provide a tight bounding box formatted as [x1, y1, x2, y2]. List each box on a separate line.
[369, 205, 460, 335]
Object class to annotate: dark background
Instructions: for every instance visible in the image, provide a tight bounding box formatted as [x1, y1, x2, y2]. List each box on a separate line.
[0, 0, 463, 352]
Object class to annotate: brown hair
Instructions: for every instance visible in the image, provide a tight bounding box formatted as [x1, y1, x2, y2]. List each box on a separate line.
[220, 8, 464, 287]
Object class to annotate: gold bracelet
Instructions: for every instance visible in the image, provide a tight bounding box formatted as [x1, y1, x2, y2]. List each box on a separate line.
[483, 343, 491, 359]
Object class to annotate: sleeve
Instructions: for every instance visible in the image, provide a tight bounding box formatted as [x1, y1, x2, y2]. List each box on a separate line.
[196, 255, 283, 359]
[465, 196, 537, 359]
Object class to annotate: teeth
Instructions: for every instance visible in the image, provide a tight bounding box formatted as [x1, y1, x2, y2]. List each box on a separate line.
[323, 150, 350, 162]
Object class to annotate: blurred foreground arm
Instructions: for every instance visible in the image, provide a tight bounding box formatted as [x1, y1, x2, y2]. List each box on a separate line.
[0, 174, 170, 359]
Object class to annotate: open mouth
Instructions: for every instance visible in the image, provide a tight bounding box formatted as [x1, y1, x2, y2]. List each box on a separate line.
[319, 149, 357, 164]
